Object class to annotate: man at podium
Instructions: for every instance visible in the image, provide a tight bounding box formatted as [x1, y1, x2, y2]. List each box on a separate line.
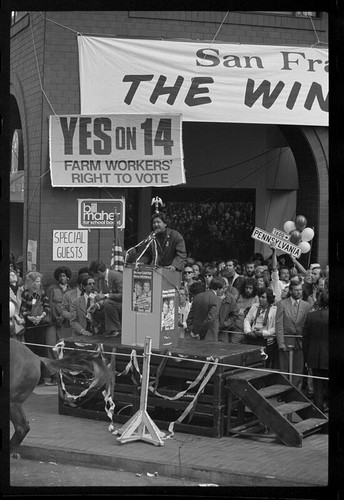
[134, 212, 187, 272]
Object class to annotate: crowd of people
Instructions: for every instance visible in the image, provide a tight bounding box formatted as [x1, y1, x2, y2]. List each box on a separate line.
[177, 246, 329, 413]
[9, 257, 123, 385]
[164, 200, 254, 263]
[9, 209, 328, 413]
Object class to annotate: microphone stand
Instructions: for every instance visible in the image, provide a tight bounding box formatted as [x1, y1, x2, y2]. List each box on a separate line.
[125, 232, 159, 268]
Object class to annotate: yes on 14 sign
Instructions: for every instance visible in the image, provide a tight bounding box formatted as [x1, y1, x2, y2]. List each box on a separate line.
[49, 114, 185, 188]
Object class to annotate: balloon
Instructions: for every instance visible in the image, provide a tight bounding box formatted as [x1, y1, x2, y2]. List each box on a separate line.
[289, 230, 302, 245]
[10, 301, 15, 318]
[301, 227, 314, 242]
[299, 241, 311, 254]
[283, 220, 296, 234]
[295, 215, 307, 231]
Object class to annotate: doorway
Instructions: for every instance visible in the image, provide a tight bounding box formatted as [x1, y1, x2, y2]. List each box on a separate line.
[152, 188, 255, 264]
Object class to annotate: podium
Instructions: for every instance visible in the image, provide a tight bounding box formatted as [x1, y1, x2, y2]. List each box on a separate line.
[121, 265, 181, 350]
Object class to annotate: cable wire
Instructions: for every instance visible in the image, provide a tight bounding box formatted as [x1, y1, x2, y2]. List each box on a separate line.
[30, 13, 58, 116]
[22, 341, 329, 381]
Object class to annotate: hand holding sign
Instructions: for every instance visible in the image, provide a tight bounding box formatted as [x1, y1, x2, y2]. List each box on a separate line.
[254, 214, 314, 258]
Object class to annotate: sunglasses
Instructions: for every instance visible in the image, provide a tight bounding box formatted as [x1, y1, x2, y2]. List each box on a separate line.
[184, 271, 193, 274]
[204, 274, 212, 277]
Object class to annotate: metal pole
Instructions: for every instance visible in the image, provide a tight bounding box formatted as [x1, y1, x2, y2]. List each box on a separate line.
[139, 337, 152, 412]
[115, 337, 164, 446]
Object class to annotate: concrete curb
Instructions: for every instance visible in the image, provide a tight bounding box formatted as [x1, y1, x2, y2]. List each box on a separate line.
[18, 443, 322, 487]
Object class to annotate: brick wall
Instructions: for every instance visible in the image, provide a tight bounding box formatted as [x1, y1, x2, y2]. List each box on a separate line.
[11, 13, 46, 262]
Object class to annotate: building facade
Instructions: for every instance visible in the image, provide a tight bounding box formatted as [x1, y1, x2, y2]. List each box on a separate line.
[10, 11, 328, 285]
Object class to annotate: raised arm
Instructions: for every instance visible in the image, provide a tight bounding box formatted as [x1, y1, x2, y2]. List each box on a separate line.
[290, 255, 307, 276]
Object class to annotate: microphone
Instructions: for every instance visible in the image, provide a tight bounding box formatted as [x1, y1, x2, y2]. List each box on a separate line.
[147, 229, 159, 242]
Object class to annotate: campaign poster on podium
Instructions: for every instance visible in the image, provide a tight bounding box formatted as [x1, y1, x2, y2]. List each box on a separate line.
[132, 269, 153, 313]
[161, 290, 176, 332]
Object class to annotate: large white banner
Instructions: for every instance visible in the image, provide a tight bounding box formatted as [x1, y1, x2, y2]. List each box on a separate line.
[49, 113, 185, 187]
[78, 36, 328, 127]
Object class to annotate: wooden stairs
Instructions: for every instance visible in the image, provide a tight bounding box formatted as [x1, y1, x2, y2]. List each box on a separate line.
[226, 369, 328, 447]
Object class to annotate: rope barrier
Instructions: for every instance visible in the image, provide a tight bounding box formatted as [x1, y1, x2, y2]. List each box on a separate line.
[22, 340, 329, 381]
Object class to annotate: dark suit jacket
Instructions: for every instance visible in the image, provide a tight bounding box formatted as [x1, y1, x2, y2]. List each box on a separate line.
[218, 292, 240, 331]
[98, 269, 123, 302]
[302, 308, 328, 370]
[275, 297, 311, 350]
[61, 288, 80, 323]
[186, 290, 222, 339]
[70, 294, 90, 335]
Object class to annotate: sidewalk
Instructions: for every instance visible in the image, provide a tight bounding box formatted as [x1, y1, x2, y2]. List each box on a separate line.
[10, 385, 328, 487]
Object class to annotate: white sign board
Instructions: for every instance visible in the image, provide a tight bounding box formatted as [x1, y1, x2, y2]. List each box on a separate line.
[49, 113, 185, 188]
[272, 227, 290, 241]
[53, 230, 88, 261]
[27, 239, 37, 271]
[78, 198, 125, 229]
[78, 36, 328, 126]
[251, 227, 301, 258]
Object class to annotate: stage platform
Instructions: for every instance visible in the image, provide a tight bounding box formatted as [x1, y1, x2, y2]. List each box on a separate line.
[57, 335, 264, 437]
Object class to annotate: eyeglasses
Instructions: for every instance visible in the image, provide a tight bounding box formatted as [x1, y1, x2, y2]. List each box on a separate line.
[184, 271, 193, 274]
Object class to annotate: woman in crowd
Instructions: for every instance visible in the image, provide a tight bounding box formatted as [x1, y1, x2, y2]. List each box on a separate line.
[302, 289, 329, 413]
[255, 272, 270, 292]
[20, 271, 51, 384]
[46, 266, 73, 360]
[243, 288, 278, 368]
[9, 268, 25, 341]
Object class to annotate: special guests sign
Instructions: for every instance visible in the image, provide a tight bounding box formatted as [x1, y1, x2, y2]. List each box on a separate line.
[251, 227, 302, 258]
[78, 36, 328, 127]
[49, 114, 185, 188]
[53, 230, 88, 261]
